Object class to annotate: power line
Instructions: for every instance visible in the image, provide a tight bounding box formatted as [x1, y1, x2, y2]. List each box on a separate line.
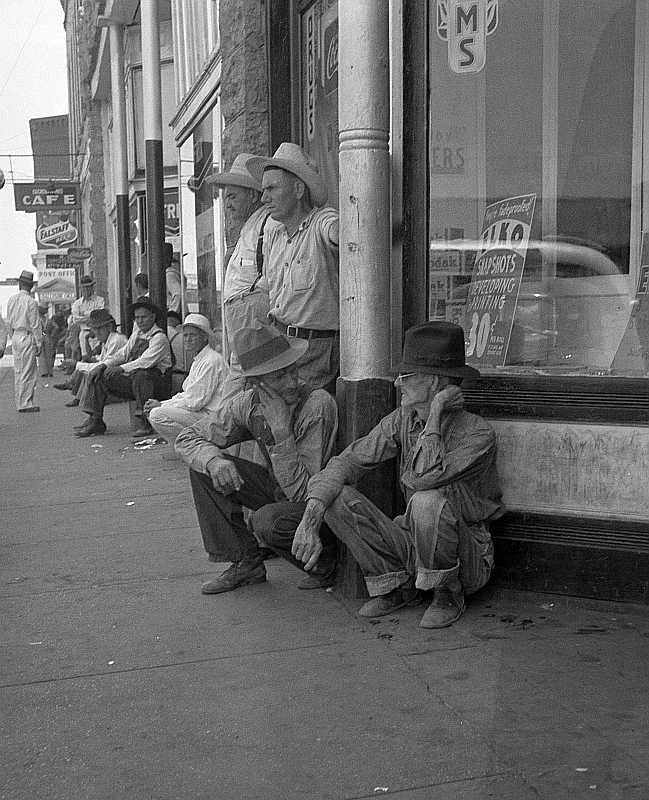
[0, 0, 48, 97]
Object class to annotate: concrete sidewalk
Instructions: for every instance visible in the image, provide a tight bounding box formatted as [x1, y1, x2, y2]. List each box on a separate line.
[1, 362, 648, 800]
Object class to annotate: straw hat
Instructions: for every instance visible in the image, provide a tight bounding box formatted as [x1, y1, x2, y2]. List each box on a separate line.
[182, 313, 211, 335]
[206, 153, 262, 192]
[232, 324, 307, 377]
[246, 142, 327, 207]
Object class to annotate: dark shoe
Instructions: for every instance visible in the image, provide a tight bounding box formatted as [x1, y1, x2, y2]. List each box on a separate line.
[132, 425, 154, 438]
[358, 587, 421, 618]
[298, 562, 336, 590]
[201, 558, 266, 595]
[54, 382, 71, 391]
[18, 406, 40, 413]
[419, 581, 465, 629]
[75, 419, 106, 437]
[65, 398, 80, 407]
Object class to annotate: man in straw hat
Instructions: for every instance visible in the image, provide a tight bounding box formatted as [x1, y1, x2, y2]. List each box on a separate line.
[70, 274, 105, 358]
[175, 323, 339, 594]
[5, 269, 42, 412]
[74, 298, 172, 438]
[207, 153, 273, 364]
[246, 142, 339, 392]
[145, 313, 229, 443]
[286, 321, 504, 629]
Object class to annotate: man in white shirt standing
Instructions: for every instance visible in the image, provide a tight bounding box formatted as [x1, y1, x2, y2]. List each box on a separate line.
[70, 274, 105, 358]
[145, 313, 229, 443]
[5, 270, 42, 413]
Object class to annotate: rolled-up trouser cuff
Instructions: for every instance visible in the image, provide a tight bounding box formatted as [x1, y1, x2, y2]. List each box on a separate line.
[415, 561, 460, 592]
[365, 570, 411, 597]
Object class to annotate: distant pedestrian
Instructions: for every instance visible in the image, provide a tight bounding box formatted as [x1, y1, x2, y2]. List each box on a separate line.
[0, 311, 7, 357]
[5, 270, 42, 412]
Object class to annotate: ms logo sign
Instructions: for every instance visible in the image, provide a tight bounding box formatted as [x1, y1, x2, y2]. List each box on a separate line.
[436, 0, 499, 74]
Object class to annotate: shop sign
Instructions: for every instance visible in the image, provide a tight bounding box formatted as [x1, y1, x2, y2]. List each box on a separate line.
[436, 0, 499, 74]
[14, 182, 80, 213]
[462, 193, 536, 366]
[37, 265, 77, 303]
[322, 14, 338, 96]
[67, 246, 92, 263]
[36, 218, 78, 249]
[164, 188, 180, 237]
[304, 5, 316, 141]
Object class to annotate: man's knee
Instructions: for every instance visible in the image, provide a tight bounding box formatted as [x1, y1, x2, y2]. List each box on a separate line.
[408, 488, 445, 517]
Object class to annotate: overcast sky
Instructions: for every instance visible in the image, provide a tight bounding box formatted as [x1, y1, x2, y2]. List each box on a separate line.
[0, 0, 68, 281]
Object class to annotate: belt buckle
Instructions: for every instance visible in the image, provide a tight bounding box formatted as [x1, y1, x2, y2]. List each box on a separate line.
[285, 324, 299, 338]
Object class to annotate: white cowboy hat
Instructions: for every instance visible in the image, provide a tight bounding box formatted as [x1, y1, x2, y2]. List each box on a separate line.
[232, 324, 307, 377]
[246, 142, 328, 207]
[182, 313, 212, 335]
[206, 153, 262, 192]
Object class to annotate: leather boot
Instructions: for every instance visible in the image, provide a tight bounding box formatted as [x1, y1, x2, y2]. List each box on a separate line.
[419, 565, 465, 628]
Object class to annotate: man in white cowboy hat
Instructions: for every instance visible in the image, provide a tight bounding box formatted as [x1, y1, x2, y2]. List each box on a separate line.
[70, 273, 105, 358]
[206, 152, 274, 360]
[288, 321, 504, 629]
[175, 323, 339, 594]
[145, 313, 229, 443]
[246, 142, 339, 392]
[5, 269, 42, 412]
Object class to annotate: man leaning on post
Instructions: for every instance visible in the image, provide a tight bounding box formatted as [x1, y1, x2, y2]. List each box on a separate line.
[286, 321, 504, 629]
[175, 323, 339, 594]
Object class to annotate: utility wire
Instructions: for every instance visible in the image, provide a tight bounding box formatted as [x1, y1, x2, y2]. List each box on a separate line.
[0, 0, 48, 97]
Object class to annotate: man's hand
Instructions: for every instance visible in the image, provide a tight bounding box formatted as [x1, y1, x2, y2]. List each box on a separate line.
[104, 365, 124, 380]
[207, 457, 244, 495]
[143, 399, 161, 414]
[292, 499, 326, 571]
[255, 381, 292, 442]
[424, 385, 464, 434]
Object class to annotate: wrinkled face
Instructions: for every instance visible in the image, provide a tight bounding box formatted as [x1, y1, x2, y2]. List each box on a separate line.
[395, 372, 438, 408]
[260, 169, 301, 223]
[134, 308, 156, 333]
[182, 325, 208, 354]
[223, 186, 260, 225]
[257, 362, 300, 406]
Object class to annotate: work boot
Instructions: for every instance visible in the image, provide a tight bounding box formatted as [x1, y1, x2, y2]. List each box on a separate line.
[297, 559, 336, 590]
[358, 586, 421, 618]
[419, 576, 465, 629]
[201, 556, 266, 595]
[132, 416, 154, 438]
[65, 398, 80, 407]
[75, 418, 107, 437]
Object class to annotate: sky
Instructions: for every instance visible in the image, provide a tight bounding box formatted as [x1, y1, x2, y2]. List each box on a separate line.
[0, 0, 68, 284]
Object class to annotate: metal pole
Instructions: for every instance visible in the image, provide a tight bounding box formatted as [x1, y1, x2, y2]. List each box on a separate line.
[107, 21, 133, 333]
[141, 0, 166, 323]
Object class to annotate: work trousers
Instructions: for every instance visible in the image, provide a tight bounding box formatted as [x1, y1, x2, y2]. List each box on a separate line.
[148, 404, 210, 443]
[322, 486, 493, 597]
[11, 331, 38, 411]
[81, 367, 171, 419]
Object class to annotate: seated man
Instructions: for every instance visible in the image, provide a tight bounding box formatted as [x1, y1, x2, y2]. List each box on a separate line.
[175, 323, 338, 595]
[145, 313, 228, 443]
[284, 321, 504, 629]
[57, 308, 128, 407]
[74, 299, 172, 438]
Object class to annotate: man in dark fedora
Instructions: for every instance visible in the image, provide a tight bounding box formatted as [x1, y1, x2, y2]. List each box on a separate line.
[288, 321, 504, 629]
[5, 270, 42, 412]
[175, 323, 339, 595]
[74, 299, 172, 438]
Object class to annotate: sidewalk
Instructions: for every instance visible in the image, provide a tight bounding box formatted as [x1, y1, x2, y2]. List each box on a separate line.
[1, 362, 648, 800]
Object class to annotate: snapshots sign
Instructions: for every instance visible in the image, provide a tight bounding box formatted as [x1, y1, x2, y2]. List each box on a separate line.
[462, 193, 536, 366]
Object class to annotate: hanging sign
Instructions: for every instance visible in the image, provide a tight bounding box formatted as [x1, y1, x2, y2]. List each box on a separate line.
[14, 182, 80, 213]
[436, 0, 499, 74]
[36, 217, 79, 248]
[462, 193, 536, 366]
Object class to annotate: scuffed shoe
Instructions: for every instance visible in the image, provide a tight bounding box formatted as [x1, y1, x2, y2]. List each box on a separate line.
[358, 587, 421, 618]
[75, 418, 107, 437]
[298, 561, 336, 590]
[54, 382, 71, 390]
[201, 557, 266, 594]
[419, 583, 465, 629]
[65, 398, 80, 407]
[18, 407, 40, 413]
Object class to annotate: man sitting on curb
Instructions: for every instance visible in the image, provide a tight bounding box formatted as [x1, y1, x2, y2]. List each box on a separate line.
[57, 308, 127, 407]
[74, 299, 172, 438]
[286, 321, 504, 629]
[145, 313, 229, 444]
[175, 323, 338, 595]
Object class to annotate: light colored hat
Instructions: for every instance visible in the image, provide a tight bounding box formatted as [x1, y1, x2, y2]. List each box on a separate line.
[206, 153, 262, 192]
[182, 313, 211, 335]
[247, 142, 328, 207]
[232, 324, 307, 377]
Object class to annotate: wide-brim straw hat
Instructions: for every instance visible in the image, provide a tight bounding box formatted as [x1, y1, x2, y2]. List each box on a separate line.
[232, 324, 308, 377]
[206, 153, 262, 192]
[246, 142, 328, 207]
[396, 321, 481, 379]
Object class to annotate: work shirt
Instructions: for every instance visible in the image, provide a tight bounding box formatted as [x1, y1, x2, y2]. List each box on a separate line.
[308, 401, 503, 525]
[71, 295, 105, 327]
[175, 384, 338, 502]
[82, 331, 129, 374]
[223, 206, 274, 302]
[265, 206, 339, 330]
[162, 345, 228, 413]
[104, 324, 172, 374]
[6, 290, 41, 346]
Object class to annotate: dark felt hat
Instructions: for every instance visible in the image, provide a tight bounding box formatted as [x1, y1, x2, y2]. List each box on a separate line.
[396, 321, 480, 379]
[130, 298, 162, 317]
[79, 274, 95, 287]
[232, 324, 307, 377]
[88, 308, 116, 329]
[16, 269, 36, 285]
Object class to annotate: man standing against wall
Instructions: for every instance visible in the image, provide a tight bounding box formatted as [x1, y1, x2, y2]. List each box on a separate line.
[70, 274, 105, 358]
[5, 270, 42, 413]
[247, 143, 339, 392]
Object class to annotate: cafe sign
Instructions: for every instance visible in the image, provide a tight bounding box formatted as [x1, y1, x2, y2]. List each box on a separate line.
[13, 182, 80, 213]
[436, 0, 499, 74]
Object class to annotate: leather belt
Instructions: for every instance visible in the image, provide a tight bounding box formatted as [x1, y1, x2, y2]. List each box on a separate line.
[271, 318, 339, 340]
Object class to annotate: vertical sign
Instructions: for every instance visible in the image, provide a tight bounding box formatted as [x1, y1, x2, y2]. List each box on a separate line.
[437, 0, 499, 74]
[462, 193, 536, 366]
[304, 5, 316, 142]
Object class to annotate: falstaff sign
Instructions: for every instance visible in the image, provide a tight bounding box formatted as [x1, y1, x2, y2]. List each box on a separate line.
[436, 0, 499, 74]
[13, 182, 80, 213]
[462, 193, 536, 366]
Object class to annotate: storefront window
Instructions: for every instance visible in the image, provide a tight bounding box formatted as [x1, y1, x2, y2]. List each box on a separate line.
[428, 0, 643, 376]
